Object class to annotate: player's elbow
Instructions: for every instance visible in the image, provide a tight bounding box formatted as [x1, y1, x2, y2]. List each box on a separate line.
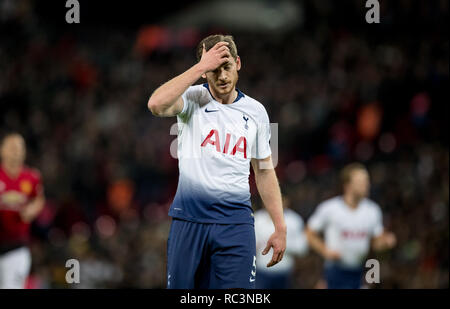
[147, 97, 163, 116]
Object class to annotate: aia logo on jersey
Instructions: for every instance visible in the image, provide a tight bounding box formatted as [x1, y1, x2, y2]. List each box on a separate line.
[0, 181, 5, 192]
[201, 129, 247, 158]
[341, 230, 368, 239]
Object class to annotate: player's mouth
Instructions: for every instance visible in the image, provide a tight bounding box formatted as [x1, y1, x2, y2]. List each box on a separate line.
[218, 83, 230, 89]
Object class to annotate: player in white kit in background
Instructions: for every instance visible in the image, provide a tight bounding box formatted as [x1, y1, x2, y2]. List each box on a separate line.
[255, 196, 308, 289]
[306, 163, 396, 289]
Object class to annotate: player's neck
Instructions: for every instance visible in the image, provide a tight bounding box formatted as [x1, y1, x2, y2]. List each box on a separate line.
[1, 162, 22, 179]
[209, 86, 238, 105]
[342, 194, 361, 209]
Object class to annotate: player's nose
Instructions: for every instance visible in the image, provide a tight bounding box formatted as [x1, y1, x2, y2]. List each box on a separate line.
[218, 69, 228, 80]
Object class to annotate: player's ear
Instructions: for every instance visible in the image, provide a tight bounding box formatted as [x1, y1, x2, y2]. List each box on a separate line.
[236, 56, 241, 71]
[201, 73, 207, 79]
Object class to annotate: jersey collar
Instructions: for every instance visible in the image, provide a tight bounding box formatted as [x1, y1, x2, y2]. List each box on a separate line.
[203, 83, 245, 103]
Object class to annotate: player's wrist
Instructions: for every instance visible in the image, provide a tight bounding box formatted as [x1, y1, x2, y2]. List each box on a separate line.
[193, 62, 208, 76]
[274, 223, 287, 234]
[322, 247, 332, 258]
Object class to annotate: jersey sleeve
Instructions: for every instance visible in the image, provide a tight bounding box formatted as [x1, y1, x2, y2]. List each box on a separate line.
[252, 105, 272, 159]
[307, 202, 330, 232]
[178, 85, 201, 122]
[372, 204, 384, 237]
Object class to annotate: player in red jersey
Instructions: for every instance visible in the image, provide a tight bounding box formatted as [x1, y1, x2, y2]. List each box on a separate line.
[0, 133, 45, 288]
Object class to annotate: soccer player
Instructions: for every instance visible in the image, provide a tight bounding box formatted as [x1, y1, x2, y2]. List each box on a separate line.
[0, 133, 45, 289]
[306, 163, 396, 289]
[147, 34, 286, 289]
[254, 196, 308, 289]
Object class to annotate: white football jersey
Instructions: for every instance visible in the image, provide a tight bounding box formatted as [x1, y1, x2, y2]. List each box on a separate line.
[255, 208, 308, 272]
[169, 84, 272, 224]
[307, 196, 384, 268]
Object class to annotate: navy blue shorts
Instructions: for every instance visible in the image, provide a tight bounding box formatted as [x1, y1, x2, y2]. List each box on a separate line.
[167, 218, 256, 289]
[256, 269, 292, 289]
[324, 263, 364, 289]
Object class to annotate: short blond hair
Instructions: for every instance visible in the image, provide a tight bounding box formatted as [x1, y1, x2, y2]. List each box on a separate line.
[340, 163, 367, 190]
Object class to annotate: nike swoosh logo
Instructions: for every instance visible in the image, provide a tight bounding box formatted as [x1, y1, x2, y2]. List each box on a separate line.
[249, 277, 255, 282]
[205, 108, 219, 113]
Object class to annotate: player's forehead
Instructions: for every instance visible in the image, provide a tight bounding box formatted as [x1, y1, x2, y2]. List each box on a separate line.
[1, 134, 25, 148]
[222, 57, 237, 67]
[209, 61, 236, 75]
[351, 169, 369, 180]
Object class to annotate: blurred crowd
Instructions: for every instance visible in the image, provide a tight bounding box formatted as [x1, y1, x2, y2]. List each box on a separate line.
[0, 0, 448, 288]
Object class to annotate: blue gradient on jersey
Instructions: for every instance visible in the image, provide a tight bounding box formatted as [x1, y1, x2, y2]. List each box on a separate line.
[169, 174, 254, 224]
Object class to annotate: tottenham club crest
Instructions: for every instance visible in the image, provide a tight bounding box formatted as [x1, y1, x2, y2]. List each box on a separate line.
[243, 114, 249, 130]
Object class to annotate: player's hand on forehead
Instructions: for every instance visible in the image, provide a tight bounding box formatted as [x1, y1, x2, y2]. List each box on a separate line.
[200, 41, 232, 73]
[202, 42, 231, 58]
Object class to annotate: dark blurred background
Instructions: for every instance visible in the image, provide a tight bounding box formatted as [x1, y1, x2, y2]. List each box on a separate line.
[0, 0, 448, 288]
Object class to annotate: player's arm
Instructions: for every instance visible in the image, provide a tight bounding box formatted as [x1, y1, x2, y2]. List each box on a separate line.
[20, 185, 45, 223]
[370, 207, 396, 251]
[305, 227, 340, 260]
[371, 231, 396, 251]
[147, 42, 231, 117]
[251, 156, 286, 267]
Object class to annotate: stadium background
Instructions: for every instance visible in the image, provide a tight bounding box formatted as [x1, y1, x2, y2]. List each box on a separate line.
[0, 0, 448, 288]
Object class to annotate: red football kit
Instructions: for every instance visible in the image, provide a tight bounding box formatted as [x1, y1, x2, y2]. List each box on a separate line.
[0, 166, 42, 253]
